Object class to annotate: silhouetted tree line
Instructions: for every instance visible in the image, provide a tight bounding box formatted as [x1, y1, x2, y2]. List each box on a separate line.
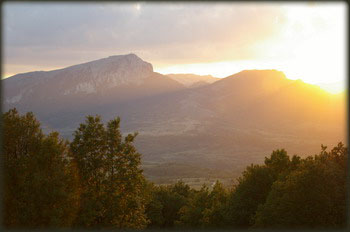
[2, 109, 348, 229]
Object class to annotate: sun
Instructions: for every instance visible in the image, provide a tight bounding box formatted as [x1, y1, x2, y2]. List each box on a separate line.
[275, 3, 346, 93]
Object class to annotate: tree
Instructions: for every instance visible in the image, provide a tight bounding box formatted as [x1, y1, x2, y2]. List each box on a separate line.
[145, 181, 192, 228]
[176, 184, 210, 228]
[264, 149, 299, 179]
[3, 108, 79, 228]
[202, 181, 228, 228]
[224, 149, 299, 228]
[224, 164, 274, 228]
[254, 143, 347, 229]
[144, 183, 165, 227]
[70, 115, 148, 229]
[70, 116, 107, 227]
[3, 107, 346, 230]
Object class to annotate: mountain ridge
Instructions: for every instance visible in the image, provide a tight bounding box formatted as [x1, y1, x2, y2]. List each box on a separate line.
[166, 73, 219, 87]
[2, 54, 345, 183]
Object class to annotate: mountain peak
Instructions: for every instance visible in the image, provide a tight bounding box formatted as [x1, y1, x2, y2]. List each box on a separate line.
[236, 69, 287, 78]
[108, 53, 141, 60]
[3, 53, 156, 100]
[65, 54, 155, 92]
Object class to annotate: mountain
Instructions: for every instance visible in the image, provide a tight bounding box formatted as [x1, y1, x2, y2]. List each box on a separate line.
[2, 54, 346, 184]
[167, 73, 219, 87]
[129, 69, 345, 181]
[3, 53, 184, 129]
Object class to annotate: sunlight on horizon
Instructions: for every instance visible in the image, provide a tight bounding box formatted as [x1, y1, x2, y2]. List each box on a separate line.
[155, 3, 346, 94]
[155, 59, 346, 94]
[3, 2, 346, 94]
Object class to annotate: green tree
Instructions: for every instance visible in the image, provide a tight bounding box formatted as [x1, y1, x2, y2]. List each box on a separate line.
[202, 181, 228, 228]
[3, 108, 79, 228]
[176, 184, 210, 228]
[224, 149, 299, 228]
[70, 115, 148, 229]
[224, 164, 274, 228]
[144, 183, 165, 227]
[254, 143, 347, 229]
[70, 116, 107, 227]
[176, 181, 229, 228]
[264, 149, 290, 178]
[145, 181, 192, 228]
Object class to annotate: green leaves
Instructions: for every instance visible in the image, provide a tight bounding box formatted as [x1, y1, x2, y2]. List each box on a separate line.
[224, 145, 347, 229]
[3, 110, 148, 229]
[70, 115, 147, 229]
[3, 108, 79, 228]
[3, 108, 347, 229]
[225, 165, 274, 228]
[254, 143, 347, 229]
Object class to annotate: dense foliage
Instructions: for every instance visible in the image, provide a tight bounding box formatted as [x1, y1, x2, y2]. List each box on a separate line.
[3, 109, 79, 228]
[2, 109, 348, 229]
[70, 115, 148, 228]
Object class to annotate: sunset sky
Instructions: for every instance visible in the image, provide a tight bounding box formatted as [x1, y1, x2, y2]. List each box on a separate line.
[3, 2, 347, 93]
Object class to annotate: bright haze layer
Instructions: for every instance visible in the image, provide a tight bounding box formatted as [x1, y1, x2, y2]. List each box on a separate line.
[3, 2, 346, 93]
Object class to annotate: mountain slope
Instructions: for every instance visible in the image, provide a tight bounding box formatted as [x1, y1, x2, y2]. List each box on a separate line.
[2, 55, 346, 184]
[3, 53, 184, 115]
[167, 73, 219, 87]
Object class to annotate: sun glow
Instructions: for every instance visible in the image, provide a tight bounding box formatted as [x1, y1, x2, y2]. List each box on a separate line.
[155, 3, 346, 94]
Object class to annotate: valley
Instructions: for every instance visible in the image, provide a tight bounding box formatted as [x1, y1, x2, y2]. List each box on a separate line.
[3, 54, 346, 186]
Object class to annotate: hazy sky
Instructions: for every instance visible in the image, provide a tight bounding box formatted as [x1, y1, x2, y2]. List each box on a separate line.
[3, 2, 347, 92]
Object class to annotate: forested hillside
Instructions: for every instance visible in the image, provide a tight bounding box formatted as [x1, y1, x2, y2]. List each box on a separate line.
[3, 109, 347, 229]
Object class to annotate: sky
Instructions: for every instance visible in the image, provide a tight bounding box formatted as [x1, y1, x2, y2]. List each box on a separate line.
[2, 2, 347, 93]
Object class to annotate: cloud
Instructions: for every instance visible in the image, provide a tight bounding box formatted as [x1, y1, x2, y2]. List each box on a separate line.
[3, 2, 286, 75]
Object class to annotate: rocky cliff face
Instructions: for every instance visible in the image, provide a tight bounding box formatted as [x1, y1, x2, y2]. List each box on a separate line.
[4, 54, 153, 101]
[3, 53, 183, 114]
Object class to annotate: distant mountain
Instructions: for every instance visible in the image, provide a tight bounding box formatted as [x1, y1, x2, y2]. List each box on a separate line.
[167, 73, 219, 87]
[3, 53, 184, 122]
[3, 54, 346, 184]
